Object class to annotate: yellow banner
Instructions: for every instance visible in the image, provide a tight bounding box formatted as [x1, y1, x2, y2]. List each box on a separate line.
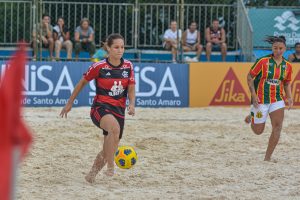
[189, 62, 300, 107]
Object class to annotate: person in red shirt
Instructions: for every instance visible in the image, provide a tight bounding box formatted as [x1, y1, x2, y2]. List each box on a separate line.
[245, 36, 293, 161]
[60, 33, 135, 182]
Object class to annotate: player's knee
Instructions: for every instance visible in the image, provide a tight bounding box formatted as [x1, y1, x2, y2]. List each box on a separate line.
[66, 40, 73, 49]
[74, 42, 81, 51]
[48, 38, 54, 43]
[109, 125, 120, 137]
[254, 129, 264, 135]
[222, 44, 227, 51]
[252, 126, 264, 135]
[272, 123, 282, 133]
[55, 40, 62, 47]
[206, 42, 212, 48]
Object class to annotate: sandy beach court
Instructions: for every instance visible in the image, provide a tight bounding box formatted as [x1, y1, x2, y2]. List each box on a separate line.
[17, 107, 300, 200]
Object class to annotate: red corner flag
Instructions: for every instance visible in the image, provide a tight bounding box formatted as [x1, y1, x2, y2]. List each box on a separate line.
[0, 44, 32, 200]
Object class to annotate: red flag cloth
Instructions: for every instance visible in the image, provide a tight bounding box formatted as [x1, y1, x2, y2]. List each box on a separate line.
[0, 44, 32, 200]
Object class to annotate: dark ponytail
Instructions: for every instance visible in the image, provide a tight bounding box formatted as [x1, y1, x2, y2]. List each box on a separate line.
[264, 35, 286, 46]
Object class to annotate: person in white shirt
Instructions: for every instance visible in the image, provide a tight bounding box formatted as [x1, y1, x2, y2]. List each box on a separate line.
[163, 21, 182, 63]
[182, 21, 203, 62]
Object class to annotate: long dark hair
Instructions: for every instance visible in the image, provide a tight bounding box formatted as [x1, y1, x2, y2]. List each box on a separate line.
[56, 17, 65, 28]
[264, 35, 286, 46]
[106, 33, 124, 47]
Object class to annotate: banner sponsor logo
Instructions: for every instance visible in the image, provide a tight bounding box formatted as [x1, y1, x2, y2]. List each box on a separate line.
[274, 11, 300, 32]
[0, 62, 188, 107]
[291, 70, 300, 105]
[210, 68, 250, 105]
[133, 64, 188, 107]
[249, 9, 300, 47]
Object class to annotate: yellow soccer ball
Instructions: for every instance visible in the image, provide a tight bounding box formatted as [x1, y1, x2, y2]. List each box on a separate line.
[114, 146, 137, 169]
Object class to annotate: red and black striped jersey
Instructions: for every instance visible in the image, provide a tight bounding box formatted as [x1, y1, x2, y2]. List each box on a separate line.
[84, 58, 135, 117]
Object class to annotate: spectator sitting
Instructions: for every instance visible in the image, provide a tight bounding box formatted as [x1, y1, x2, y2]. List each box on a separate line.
[205, 19, 227, 61]
[74, 18, 96, 61]
[163, 20, 182, 63]
[182, 21, 203, 62]
[32, 14, 54, 61]
[91, 41, 108, 62]
[288, 42, 300, 62]
[53, 17, 73, 60]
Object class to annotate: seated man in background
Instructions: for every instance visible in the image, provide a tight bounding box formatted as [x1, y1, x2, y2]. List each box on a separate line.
[53, 17, 73, 60]
[182, 21, 203, 62]
[74, 18, 96, 61]
[163, 20, 182, 63]
[288, 42, 300, 62]
[32, 14, 54, 61]
[205, 19, 227, 61]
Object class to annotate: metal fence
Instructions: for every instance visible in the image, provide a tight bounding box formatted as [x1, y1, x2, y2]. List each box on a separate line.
[237, 0, 253, 61]
[0, 0, 32, 46]
[138, 3, 236, 49]
[0, 0, 237, 50]
[42, 1, 135, 48]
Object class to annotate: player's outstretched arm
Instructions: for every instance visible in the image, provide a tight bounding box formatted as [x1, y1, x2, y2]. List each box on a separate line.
[60, 78, 89, 118]
[127, 84, 135, 116]
[247, 72, 259, 108]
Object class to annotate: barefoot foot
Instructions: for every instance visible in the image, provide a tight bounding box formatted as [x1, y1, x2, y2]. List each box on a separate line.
[264, 158, 277, 163]
[85, 151, 107, 183]
[104, 167, 114, 177]
[85, 173, 96, 183]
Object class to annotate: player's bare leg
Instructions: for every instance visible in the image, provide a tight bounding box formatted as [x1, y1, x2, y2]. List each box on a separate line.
[221, 42, 227, 61]
[206, 42, 212, 61]
[103, 135, 119, 176]
[48, 38, 54, 60]
[100, 115, 120, 176]
[171, 43, 177, 63]
[85, 150, 107, 183]
[196, 44, 203, 61]
[264, 108, 284, 161]
[55, 40, 62, 60]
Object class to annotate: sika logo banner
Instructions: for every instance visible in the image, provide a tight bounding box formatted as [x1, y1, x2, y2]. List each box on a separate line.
[210, 68, 250, 105]
[291, 69, 300, 106]
[189, 62, 251, 107]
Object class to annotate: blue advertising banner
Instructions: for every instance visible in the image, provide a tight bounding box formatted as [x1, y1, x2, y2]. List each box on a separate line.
[0, 61, 189, 107]
[249, 8, 300, 48]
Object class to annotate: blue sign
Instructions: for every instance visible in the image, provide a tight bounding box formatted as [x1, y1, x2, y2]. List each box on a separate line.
[0, 61, 189, 107]
[249, 8, 300, 48]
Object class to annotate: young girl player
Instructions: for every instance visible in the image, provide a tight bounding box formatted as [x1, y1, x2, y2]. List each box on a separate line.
[60, 33, 135, 182]
[245, 36, 293, 161]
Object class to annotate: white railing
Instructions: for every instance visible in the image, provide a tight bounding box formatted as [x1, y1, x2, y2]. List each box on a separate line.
[237, 0, 254, 61]
[1, 1, 237, 50]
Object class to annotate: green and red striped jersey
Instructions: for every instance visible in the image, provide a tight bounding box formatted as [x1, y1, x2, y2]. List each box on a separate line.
[250, 54, 292, 104]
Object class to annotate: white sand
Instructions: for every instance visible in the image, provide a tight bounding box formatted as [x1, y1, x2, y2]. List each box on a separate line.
[17, 107, 300, 200]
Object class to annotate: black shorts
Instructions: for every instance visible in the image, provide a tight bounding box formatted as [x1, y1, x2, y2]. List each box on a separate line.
[211, 43, 221, 51]
[90, 106, 125, 139]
